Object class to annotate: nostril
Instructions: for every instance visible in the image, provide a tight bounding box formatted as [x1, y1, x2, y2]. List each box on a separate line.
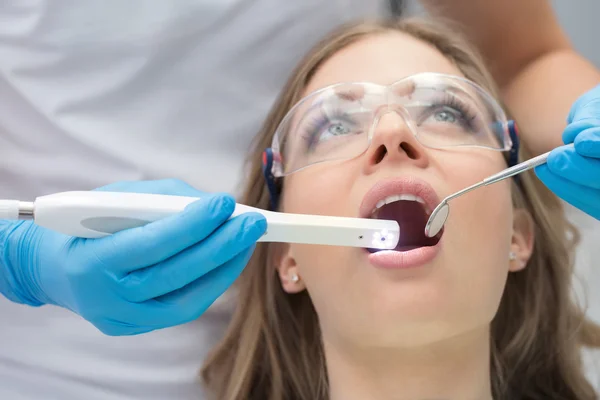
[400, 142, 418, 159]
[372, 146, 387, 164]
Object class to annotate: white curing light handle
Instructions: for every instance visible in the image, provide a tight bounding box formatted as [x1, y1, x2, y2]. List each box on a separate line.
[0, 200, 20, 220]
[33, 191, 199, 238]
[32, 192, 400, 249]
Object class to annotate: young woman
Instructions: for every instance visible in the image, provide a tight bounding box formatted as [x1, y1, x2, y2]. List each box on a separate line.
[201, 17, 600, 400]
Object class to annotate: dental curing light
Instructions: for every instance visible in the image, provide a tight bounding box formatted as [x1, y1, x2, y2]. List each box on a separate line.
[424, 143, 574, 238]
[0, 191, 400, 250]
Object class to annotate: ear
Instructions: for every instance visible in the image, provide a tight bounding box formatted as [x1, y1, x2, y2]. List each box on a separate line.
[271, 243, 306, 293]
[509, 209, 535, 272]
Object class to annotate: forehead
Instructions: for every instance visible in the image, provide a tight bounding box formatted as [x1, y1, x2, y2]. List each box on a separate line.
[304, 32, 466, 95]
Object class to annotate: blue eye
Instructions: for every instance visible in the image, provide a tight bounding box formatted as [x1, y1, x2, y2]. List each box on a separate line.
[327, 123, 350, 136]
[302, 114, 359, 150]
[421, 103, 476, 133]
[433, 109, 458, 124]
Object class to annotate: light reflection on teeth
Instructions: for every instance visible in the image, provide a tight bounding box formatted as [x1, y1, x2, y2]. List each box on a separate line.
[370, 194, 428, 217]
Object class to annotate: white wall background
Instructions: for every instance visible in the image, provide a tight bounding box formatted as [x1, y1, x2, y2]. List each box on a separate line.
[551, 0, 600, 67]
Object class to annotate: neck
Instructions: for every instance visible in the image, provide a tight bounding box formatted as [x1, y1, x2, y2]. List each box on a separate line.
[325, 329, 493, 400]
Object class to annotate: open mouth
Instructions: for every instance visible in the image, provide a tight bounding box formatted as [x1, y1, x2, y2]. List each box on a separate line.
[367, 194, 443, 253]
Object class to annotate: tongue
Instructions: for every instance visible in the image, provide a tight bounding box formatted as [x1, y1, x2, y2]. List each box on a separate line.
[376, 200, 438, 250]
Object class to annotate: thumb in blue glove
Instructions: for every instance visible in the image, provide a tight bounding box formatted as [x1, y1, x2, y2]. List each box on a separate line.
[535, 83, 600, 220]
[0, 179, 267, 335]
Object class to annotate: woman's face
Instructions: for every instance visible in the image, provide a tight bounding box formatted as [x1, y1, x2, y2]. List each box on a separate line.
[275, 32, 534, 348]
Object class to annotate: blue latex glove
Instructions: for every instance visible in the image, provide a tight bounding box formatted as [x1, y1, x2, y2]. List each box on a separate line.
[0, 179, 266, 335]
[535, 83, 600, 220]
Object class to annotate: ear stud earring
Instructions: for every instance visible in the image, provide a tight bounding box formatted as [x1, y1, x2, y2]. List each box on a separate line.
[290, 273, 299, 283]
[509, 251, 517, 261]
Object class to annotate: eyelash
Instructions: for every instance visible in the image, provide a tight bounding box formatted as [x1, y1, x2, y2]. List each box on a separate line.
[424, 93, 478, 130]
[301, 104, 354, 148]
[299, 94, 479, 148]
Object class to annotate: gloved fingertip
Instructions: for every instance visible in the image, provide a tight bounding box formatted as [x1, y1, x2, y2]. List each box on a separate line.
[574, 127, 600, 157]
[213, 193, 235, 215]
[183, 193, 233, 217]
[574, 138, 592, 156]
[251, 213, 268, 233]
[562, 123, 580, 144]
[242, 212, 267, 237]
[546, 148, 570, 171]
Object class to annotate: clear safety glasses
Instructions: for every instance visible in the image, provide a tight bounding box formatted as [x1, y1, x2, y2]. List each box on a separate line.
[268, 73, 513, 177]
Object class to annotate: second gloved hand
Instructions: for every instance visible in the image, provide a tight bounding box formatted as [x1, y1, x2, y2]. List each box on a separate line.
[0, 179, 266, 335]
[535, 83, 600, 219]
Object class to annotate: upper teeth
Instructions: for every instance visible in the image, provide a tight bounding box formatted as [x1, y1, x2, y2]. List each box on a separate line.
[372, 194, 427, 214]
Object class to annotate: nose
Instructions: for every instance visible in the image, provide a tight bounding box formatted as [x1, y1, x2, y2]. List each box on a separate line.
[363, 109, 429, 173]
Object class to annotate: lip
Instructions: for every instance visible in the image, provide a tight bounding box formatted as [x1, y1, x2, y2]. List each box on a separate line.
[368, 246, 440, 269]
[359, 176, 443, 269]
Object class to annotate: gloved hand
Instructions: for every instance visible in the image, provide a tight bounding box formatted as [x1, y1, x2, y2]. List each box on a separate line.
[0, 179, 266, 335]
[535, 83, 600, 220]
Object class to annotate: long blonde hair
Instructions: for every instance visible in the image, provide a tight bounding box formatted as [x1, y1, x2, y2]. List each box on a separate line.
[202, 17, 600, 400]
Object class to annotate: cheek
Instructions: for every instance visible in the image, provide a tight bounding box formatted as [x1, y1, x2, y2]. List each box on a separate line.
[441, 153, 514, 321]
[281, 165, 357, 216]
[281, 166, 361, 321]
[446, 154, 513, 254]
[440, 150, 513, 248]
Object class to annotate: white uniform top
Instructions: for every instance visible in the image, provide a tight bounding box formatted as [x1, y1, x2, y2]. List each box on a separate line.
[0, 1, 389, 399]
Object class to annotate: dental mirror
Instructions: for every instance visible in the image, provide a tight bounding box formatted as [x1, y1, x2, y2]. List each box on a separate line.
[424, 143, 574, 238]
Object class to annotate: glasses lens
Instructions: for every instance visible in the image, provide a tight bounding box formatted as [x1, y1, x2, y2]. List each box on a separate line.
[395, 75, 506, 150]
[275, 83, 380, 175]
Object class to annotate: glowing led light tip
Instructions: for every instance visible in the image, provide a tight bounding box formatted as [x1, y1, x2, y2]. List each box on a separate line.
[372, 229, 396, 249]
